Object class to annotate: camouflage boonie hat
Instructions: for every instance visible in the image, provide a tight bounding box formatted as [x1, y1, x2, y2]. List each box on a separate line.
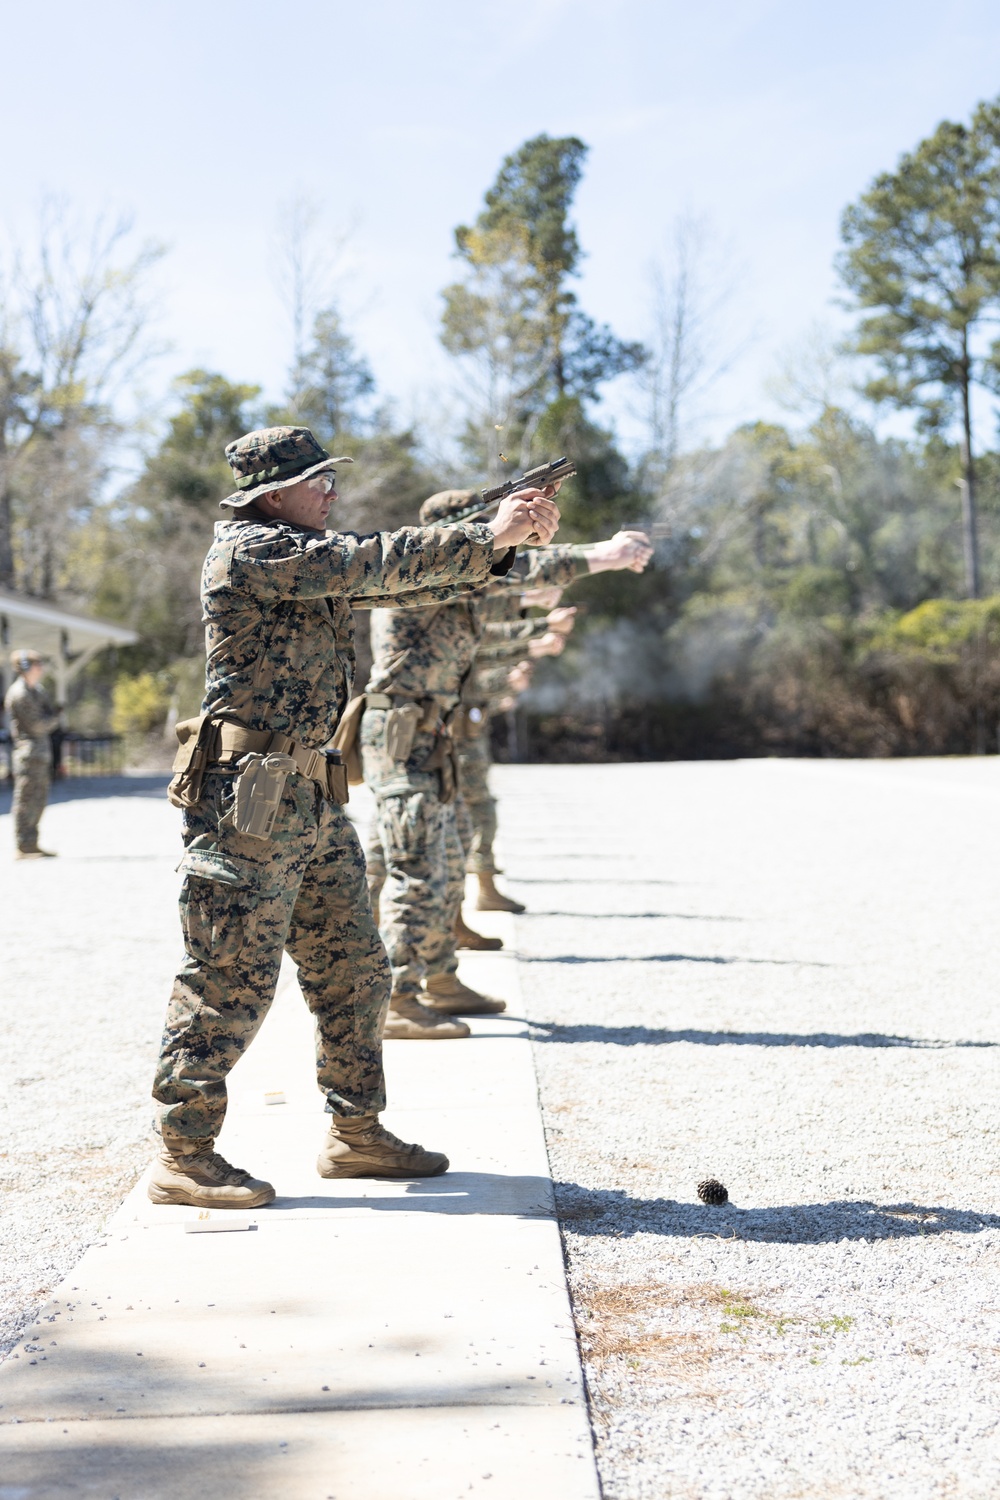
[220, 426, 353, 508]
[419, 489, 477, 526]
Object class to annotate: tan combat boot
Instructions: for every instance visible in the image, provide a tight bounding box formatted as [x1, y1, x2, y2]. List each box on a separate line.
[15, 847, 57, 860]
[424, 972, 506, 1015]
[148, 1137, 276, 1208]
[383, 993, 471, 1039]
[317, 1115, 448, 1179]
[454, 910, 503, 951]
[475, 872, 525, 914]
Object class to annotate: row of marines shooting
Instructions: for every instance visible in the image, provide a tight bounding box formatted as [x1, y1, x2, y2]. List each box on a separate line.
[147, 425, 648, 1207]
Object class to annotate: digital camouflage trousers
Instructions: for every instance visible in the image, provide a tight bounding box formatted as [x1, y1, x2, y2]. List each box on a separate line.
[361, 710, 463, 998]
[455, 729, 497, 874]
[365, 798, 467, 954]
[11, 745, 51, 853]
[153, 770, 390, 1145]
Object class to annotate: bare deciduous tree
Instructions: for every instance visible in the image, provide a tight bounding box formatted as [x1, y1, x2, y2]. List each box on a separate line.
[0, 200, 163, 593]
[270, 194, 355, 418]
[766, 322, 859, 420]
[440, 223, 550, 478]
[637, 214, 743, 490]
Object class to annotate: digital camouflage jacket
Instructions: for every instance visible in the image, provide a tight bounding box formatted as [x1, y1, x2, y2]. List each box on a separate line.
[366, 543, 590, 711]
[4, 677, 59, 747]
[201, 512, 506, 749]
[503, 543, 591, 593]
[465, 600, 546, 714]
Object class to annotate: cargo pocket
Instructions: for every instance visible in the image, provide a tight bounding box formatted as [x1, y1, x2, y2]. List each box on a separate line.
[177, 849, 260, 967]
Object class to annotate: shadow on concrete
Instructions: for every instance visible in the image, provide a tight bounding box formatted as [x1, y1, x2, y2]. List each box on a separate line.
[515, 952, 824, 967]
[267, 1172, 553, 1218]
[510, 852, 654, 861]
[0, 1407, 564, 1498]
[59, 853, 176, 862]
[518, 910, 744, 922]
[528, 1022, 996, 1049]
[51, 774, 171, 803]
[0, 1336, 537, 1486]
[0, 1344, 527, 1418]
[0, 774, 171, 807]
[509, 877, 679, 886]
[0, 1430, 338, 1499]
[553, 1182, 1000, 1242]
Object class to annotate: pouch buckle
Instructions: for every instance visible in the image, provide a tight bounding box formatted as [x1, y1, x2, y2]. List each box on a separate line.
[296, 746, 326, 782]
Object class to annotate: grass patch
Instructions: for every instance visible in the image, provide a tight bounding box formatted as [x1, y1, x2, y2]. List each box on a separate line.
[572, 1277, 860, 1393]
[575, 1281, 714, 1374]
[816, 1314, 854, 1334]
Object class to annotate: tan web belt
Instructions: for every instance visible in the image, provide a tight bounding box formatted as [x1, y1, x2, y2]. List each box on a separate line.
[212, 722, 332, 786]
[365, 693, 446, 733]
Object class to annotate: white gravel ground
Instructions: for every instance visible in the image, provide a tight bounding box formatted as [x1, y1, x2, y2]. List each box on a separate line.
[494, 758, 1000, 1500]
[0, 777, 177, 1362]
[4, 760, 1000, 1499]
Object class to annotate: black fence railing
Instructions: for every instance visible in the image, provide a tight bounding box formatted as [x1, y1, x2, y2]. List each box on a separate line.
[0, 732, 126, 781]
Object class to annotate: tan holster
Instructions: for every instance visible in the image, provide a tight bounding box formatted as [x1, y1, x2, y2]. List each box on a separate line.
[331, 694, 368, 786]
[362, 692, 460, 802]
[167, 714, 216, 809]
[451, 704, 488, 742]
[422, 722, 459, 804]
[168, 716, 348, 809]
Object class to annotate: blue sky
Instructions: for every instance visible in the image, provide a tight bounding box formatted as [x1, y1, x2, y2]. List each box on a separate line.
[5, 0, 1000, 457]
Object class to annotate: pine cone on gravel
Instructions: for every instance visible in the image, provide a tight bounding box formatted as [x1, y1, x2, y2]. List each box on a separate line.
[697, 1178, 729, 1205]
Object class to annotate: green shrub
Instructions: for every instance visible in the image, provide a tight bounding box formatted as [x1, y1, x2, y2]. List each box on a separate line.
[111, 671, 171, 736]
[866, 596, 1000, 658]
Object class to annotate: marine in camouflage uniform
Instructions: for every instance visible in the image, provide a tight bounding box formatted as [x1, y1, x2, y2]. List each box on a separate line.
[364, 510, 653, 966]
[458, 526, 656, 911]
[440, 537, 591, 919]
[4, 650, 60, 859]
[362, 493, 580, 1036]
[149, 427, 523, 1210]
[456, 587, 581, 913]
[361, 590, 508, 1035]
[362, 616, 535, 954]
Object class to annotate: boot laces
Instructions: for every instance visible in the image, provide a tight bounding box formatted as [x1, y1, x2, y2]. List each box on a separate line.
[391, 995, 446, 1025]
[336, 1121, 419, 1154]
[370, 1124, 412, 1152]
[394, 993, 433, 1012]
[191, 1149, 250, 1184]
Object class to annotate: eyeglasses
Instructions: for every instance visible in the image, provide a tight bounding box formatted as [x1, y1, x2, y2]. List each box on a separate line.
[311, 472, 337, 495]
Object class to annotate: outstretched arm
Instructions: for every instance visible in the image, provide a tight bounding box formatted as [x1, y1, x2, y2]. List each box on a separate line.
[582, 530, 653, 574]
[225, 520, 503, 605]
[351, 487, 561, 608]
[492, 530, 653, 592]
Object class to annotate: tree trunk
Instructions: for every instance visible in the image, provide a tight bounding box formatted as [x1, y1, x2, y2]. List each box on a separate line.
[960, 367, 980, 599]
[0, 484, 14, 589]
[553, 348, 566, 398]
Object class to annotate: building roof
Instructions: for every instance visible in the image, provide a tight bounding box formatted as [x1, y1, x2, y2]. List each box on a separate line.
[0, 589, 138, 663]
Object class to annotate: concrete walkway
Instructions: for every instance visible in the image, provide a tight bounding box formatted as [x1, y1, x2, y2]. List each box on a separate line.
[0, 784, 599, 1500]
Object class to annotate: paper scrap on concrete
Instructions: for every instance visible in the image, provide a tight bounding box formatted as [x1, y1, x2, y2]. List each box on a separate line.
[263, 1091, 286, 1105]
[184, 1216, 256, 1234]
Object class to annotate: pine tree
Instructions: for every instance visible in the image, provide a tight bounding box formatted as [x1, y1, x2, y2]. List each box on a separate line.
[441, 134, 645, 475]
[839, 94, 1000, 597]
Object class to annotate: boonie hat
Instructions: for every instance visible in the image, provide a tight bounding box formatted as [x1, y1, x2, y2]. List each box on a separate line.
[419, 489, 477, 526]
[220, 425, 353, 508]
